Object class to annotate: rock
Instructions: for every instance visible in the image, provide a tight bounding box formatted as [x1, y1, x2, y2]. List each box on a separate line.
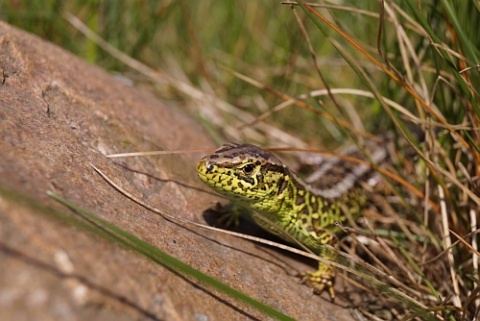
[0, 22, 352, 320]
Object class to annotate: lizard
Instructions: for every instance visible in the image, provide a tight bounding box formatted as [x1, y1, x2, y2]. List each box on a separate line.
[195, 141, 389, 299]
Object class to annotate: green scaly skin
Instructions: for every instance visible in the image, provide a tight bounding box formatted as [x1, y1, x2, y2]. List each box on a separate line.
[196, 143, 368, 299]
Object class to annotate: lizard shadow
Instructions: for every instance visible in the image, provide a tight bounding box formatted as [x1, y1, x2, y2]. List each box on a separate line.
[201, 206, 324, 278]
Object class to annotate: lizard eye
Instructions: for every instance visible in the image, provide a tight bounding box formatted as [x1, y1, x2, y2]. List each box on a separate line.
[242, 163, 256, 175]
[206, 163, 214, 173]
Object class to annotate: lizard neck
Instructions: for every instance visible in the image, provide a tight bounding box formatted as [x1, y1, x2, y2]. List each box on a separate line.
[278, 172, 353, 227]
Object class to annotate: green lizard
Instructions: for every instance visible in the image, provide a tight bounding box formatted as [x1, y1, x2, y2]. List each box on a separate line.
[196, 142, 387, 299]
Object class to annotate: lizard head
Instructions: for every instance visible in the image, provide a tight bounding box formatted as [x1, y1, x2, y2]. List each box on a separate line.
[196, 143, 289, 205]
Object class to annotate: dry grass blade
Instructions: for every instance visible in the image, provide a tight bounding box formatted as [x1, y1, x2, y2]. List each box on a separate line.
[90, 164, 322, 262]
[63, 12, 308, 148]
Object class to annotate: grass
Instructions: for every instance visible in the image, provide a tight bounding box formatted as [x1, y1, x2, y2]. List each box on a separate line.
[2, 1, 479, 320]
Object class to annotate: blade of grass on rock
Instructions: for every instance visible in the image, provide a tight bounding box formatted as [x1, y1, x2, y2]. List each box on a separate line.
[47, 192, 295, 321]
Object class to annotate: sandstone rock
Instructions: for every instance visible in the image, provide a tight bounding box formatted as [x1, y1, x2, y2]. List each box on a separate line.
[0, 21, 352, 320]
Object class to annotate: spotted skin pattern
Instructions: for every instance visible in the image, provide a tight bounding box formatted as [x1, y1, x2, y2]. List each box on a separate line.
[196, 143, 376, 299]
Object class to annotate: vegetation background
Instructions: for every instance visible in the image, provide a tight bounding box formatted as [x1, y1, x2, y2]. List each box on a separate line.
[2, 1, 479, 320]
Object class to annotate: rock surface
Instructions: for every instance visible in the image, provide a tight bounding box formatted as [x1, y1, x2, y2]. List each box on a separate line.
[0, 22, 353, 320]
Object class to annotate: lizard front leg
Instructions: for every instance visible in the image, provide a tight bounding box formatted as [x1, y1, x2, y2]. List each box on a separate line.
[300, 228, 338, 300]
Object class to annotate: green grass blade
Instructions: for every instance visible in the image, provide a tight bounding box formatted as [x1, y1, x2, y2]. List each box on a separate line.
[47, 192, 295, 321]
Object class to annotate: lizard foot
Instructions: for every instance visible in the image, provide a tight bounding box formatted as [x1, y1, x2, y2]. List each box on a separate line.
[212, 202, 244, 227]
[301, 265, 336, 300]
